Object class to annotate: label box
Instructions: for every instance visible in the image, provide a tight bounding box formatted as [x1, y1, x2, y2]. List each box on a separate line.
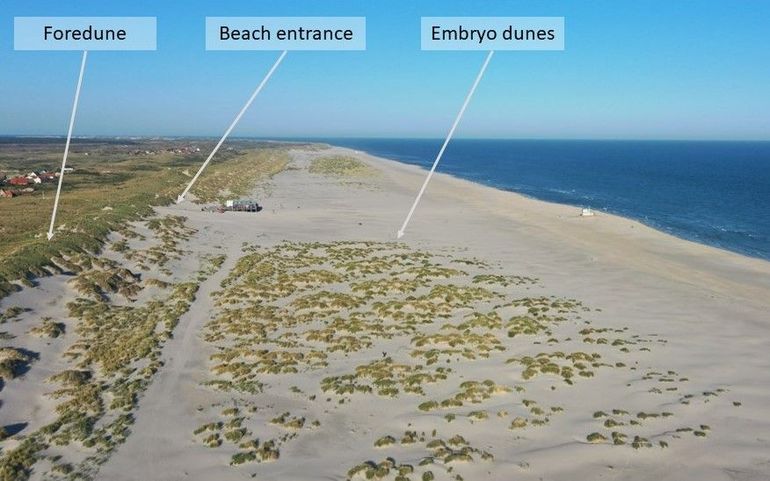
[206, 17, 366, 51]
[14, 17, 157, 51]
[421, 17, 564, 51]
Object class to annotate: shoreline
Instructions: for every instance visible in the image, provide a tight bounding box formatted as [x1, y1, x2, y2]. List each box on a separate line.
[333, 145, 770, 308]
[327, 141, 770, 264]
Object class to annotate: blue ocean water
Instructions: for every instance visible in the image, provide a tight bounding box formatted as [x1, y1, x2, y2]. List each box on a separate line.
[322, 139, 770, 261]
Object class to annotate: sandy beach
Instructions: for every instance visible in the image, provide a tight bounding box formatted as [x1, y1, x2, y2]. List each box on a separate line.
[2, 145, 769, 481]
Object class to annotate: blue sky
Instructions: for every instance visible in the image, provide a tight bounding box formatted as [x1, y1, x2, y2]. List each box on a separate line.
[1, 0, 769, 140]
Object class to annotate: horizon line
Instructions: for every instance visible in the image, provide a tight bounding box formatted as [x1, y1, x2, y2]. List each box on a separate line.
[2, 134, 770, 143]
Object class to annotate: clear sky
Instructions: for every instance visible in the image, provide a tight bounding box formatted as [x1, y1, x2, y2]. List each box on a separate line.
[1, 0, 769, 140]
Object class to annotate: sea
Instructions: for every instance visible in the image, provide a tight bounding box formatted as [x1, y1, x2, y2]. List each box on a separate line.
[321, 139, 770, 261]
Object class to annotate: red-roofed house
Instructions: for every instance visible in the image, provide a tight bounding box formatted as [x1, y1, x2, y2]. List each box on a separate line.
[7, 176, 30, 186]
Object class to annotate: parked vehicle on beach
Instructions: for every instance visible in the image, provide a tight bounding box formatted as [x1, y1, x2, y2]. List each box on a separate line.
[224, 199, 262, 212]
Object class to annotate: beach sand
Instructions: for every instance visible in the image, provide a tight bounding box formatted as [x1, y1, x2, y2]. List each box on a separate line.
[3, 145, 770, 480]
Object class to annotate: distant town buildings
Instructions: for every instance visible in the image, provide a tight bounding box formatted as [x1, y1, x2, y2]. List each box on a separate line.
[0, 168, 61, 199]
[128, 146, 201, 156]
[0, 143, 202, 200]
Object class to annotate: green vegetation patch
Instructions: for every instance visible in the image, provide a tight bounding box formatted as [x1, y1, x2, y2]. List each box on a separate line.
[28, 317, 66, 338]
[309, 155, 372, 177]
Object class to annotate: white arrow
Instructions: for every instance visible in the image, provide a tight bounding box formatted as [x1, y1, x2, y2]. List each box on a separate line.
[177, 50, 287, 203]
[48, 50, 88, 241]
[396, 50, 494, 239]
